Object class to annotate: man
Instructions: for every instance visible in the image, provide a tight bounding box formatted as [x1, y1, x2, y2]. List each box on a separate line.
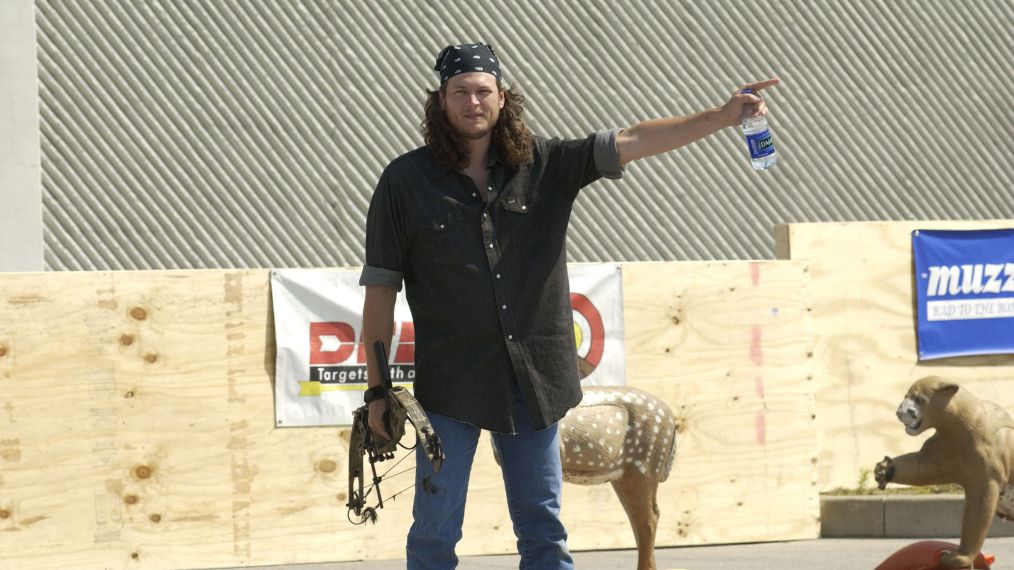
[359, 42, 778, 569]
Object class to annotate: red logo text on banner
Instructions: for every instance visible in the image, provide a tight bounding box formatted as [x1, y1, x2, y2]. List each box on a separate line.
[310, 321, 416, 366]
[310, 322, 357, 365]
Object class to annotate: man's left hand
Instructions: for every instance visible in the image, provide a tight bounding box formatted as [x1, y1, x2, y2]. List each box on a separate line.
[720, 77, 780, 127]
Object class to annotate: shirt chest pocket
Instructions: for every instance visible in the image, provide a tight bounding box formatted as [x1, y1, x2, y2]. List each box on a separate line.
[415, 206, 469, 264]
[425, 207, 464, 232]
[499, 193, 537, 235]
[499, 173, 539, 216]
[502, 200, 530, 215]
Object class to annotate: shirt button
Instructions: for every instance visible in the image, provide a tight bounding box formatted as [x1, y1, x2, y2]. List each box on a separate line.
[521, 206, 527, 211]
[507, 334, 513, 340]
[439, 224, 445, 229]
[472, 192, 477, 197]
[496, 273, 501, 279]
[501, 304, 507, 309]
[488, 243, 494, 249]
[483, 213, 487, 218]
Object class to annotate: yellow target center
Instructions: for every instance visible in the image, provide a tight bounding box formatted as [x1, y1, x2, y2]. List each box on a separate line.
[573, 320, 583, 349]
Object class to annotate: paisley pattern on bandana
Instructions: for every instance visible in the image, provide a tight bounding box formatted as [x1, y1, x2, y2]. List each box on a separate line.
[434, 43, 501, 84]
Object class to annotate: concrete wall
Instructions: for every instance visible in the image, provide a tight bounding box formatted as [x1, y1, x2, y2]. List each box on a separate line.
[29, 1, 1014, 270]
[0, 0, 42, 272]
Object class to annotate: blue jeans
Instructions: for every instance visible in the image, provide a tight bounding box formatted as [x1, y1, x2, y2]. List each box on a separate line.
[407, 390, 573, 570]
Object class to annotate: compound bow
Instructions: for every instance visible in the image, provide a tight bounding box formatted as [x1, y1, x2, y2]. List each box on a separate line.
[346, 342, 444, 524]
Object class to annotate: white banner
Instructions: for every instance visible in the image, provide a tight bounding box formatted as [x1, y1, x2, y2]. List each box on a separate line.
[271, 264, 625, 427]
[567, 263, 626, 388]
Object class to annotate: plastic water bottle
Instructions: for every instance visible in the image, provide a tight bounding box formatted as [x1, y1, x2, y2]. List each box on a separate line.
[741, 88, 777, 170]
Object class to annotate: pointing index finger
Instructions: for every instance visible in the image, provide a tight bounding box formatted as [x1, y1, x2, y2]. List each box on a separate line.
[743, 77, 781, 94]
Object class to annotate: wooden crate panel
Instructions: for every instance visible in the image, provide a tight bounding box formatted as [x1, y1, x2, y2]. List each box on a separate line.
[777, 221, 1014, 490]
[0, 263, 818, 568]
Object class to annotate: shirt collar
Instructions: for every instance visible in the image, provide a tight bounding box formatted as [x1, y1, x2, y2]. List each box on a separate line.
[426, 142, 504, 180]
[486, 143, 503, 168]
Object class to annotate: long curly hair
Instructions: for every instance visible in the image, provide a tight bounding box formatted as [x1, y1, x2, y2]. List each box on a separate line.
[421, 85, 534, 170]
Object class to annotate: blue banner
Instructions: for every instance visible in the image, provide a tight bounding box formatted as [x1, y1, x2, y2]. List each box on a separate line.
[912, 228, 1014, 360]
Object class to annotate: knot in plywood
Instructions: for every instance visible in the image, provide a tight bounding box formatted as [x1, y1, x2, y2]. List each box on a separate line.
[130, 307, 148, 321]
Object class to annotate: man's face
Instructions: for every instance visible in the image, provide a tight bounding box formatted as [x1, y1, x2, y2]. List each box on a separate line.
[439, 73, 505, 140]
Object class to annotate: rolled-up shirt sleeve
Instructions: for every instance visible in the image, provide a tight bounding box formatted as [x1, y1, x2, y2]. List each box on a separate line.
[594, 128, 625, 180]
[548, 129, 626, 202]
[359, 171, 407, 292]
[359, 265, 403, 291]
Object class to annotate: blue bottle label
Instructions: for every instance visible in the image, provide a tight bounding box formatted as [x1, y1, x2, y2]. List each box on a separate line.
[745, 129, 775, 159]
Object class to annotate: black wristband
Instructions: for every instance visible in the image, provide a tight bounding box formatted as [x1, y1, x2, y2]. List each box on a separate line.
[364, 385, 387, 403]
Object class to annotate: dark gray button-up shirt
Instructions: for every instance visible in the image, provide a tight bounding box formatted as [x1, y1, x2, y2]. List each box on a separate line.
[360, 130, 623, 432]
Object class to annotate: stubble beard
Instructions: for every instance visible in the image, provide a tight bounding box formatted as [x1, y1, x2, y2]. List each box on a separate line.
[460, 127, 493, 141]
[455, 119, 495, 141]
[449, 110, 499, 141]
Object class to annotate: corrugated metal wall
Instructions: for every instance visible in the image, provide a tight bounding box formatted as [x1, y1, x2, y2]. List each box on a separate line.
[36, 1, 1013, 270]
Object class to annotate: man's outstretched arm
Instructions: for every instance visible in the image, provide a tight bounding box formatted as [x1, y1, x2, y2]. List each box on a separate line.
[616, 77, 780, 166]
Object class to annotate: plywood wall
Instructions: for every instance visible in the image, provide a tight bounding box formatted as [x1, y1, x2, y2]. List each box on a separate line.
[606, 262, 819, 549]
[776, 221, 1014, 491]
[0, 263, 819, 569]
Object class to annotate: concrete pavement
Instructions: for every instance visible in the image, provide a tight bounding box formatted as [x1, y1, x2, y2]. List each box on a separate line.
[204, 495, 1014, 569]
[211, 537, 1014, 569]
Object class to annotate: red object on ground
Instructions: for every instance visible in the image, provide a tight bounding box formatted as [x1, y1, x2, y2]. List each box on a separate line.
[875, 540, 995, 570]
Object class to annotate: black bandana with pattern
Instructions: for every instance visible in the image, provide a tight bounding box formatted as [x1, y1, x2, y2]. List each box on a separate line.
[434, 43, 501, 85]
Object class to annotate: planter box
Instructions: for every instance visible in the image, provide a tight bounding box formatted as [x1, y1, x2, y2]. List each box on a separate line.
[821, 495, 1014, 538]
